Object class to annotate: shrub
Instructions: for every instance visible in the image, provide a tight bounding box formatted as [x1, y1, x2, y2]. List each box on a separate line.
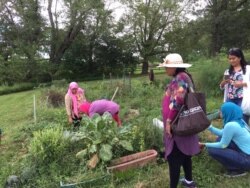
[194, 57, 227, 97]
[28, 126, 70, 166]
[41, 88, 65, 108]
[130, 119, 164, 153]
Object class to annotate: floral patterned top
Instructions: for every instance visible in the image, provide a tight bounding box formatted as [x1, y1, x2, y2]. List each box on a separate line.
[227, 70, 243, 100]
[163, 72, 190, 123]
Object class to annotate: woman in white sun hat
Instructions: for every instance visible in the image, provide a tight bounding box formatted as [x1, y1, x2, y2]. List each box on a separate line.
[158, 53, 200, 188]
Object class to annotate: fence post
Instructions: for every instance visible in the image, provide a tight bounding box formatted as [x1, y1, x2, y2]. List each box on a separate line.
[103, 73, 105, 81]
[33, 95, 37, 124]
[128, 72, 131, 91]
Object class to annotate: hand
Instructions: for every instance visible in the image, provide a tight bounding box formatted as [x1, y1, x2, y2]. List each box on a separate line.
[117, 121, 122, 127]
[198, 142, 205, 150]
[165, 123, 172, 138]
[68, 116, 73, 124]
[220, 79, 230, 87]
[231, 80, 245, 88]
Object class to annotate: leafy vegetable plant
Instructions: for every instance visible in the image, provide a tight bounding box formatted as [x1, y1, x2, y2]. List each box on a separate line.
[71, 113, 133, 168]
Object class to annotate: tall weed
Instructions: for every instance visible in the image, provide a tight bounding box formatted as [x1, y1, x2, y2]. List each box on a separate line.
[194, 58, 227, 97]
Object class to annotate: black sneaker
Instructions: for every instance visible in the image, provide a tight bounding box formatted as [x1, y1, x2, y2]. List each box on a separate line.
[224, 170, 247, 178]
[180, 178, 197, 188]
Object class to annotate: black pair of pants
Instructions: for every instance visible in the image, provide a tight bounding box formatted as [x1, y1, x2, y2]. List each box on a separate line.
[167, 143, 192, 188]
[72, 116, 82, 130]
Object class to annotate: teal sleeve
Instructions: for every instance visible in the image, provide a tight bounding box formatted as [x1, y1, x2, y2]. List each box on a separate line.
[205, 142, 225, 148]
[205, 123, 236, 149]
[208, 125, 223, 136]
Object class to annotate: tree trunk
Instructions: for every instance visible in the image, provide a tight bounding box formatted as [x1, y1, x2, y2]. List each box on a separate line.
[210, 23, 222, 56]
[87, 35, 96, 74]
[141, 59, 149, 75]
[48, 0, 84, 67]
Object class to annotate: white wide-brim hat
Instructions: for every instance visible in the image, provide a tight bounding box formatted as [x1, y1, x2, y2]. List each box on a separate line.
[157, 53, 192, 68]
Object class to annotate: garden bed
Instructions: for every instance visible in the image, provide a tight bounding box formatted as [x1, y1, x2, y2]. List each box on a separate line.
[107, 149, 158, 172]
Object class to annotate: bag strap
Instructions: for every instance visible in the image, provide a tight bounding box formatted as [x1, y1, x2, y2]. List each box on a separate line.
[183, 73, 195, 93]
[172, 72, 192, 124]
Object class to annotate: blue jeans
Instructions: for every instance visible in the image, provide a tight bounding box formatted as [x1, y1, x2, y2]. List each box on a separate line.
[207, 142, 250, 171]
[226, 98, 242, 106]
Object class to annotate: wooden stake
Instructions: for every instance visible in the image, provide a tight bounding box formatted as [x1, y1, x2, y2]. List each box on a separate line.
[111, 87, 119, 101]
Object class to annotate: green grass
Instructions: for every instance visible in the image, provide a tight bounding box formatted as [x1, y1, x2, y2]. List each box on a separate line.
[0, 89, 40, 185]
[1, 73, 250, 188]
[0, 82, 36, 95]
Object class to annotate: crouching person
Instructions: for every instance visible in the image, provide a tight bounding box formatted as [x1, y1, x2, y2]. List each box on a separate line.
[79, 99, 122, 127]
[200, 102, 250, 177]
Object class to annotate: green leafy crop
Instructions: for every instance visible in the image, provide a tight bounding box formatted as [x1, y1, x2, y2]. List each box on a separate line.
[71, 113, 133, 168]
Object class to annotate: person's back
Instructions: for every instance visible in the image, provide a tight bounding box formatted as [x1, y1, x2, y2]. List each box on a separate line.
[227, 122, 250, 154]
[89, 99, 119, 117]
[79, 99, 122, 126]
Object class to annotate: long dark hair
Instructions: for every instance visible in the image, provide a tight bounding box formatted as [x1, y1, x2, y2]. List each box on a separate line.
[174, 68, 195, 88]
[228, 48, 248, 74]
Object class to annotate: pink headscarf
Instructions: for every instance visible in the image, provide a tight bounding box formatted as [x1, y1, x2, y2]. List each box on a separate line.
[79, 102, 91, 115]
[67, 82, 80, 117]
[78, 88, 84, 95]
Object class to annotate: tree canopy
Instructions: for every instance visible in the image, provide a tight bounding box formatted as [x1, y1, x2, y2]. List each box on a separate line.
[0, 0, 250, 84]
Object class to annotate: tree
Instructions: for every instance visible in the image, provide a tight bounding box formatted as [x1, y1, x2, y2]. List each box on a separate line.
[0, 0, 45, 83]
[119, 0, 195, 74]
[45, 0, 104, 70]
[203, 0, 249, 56]
[62, 29, 137, 80]
[222, 1, 250, 49]
[163, 18, 211, 59]
[0, 0, 44, 59]
[56, 4, 137, 80]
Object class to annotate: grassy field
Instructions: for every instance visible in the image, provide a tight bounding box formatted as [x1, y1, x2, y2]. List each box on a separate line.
[1, 71, 250, 188]
[0, 90, 40, 186]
